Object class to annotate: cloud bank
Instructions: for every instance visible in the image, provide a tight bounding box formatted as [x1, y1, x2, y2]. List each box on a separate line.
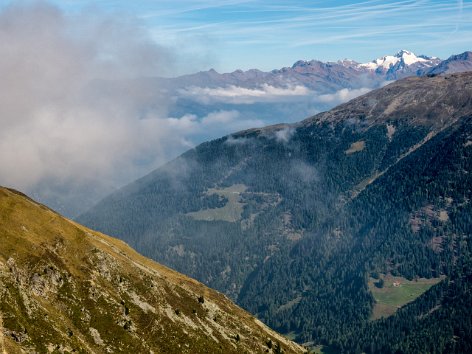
[0, 2, 380, 217]
[0, 3, 171, 211]
[178, 84, 312, 104]
[178, 83, 375, 108]
[314, 87, 372, 104]
[0, 2, 263, 216]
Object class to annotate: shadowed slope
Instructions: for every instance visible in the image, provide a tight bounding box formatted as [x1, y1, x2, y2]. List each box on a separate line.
[78, 72, 472, 348]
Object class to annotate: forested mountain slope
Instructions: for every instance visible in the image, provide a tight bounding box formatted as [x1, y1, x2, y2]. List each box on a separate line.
[0, 187, 304, 353]
[79, 72, 472, 349]
[353, 267, 472, 353]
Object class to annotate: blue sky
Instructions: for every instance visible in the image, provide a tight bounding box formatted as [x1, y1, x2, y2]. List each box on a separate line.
[3, 0, 472, 73]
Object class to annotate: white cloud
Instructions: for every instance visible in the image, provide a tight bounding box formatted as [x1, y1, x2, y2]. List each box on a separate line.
[177, 83, 374, 113]
[0, 2, 176, 193]
[0, 2, 397, 217]
[178, 84, 312, 104]
[274, 126, 296, 143]
[314, 87, 372, 104]
[291, 160, 319, 183]
[0, 2, 209, 216]
[166, 110, 265, 137]
[225, 135, 252, 145]
[201, 110, 240, 125]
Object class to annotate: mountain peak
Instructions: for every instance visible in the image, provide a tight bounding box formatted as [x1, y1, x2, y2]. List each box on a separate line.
[358, 49, 439, 72]
[337, 58, 360, 67]
[395, 49, 413, 56]
[291, 59, 320, 68]
[426, 50, 472, 75]
[449, 50, 472, 60]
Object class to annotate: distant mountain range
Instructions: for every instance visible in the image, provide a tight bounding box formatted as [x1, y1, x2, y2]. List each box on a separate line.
[31, 50, 472, 220]
[163, 49, 472, 137]
[79, 71, 472, 351]
[165, 49, 470, 92]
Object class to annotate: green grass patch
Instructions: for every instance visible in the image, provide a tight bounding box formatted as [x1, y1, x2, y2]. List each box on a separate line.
[187, 184, 247, 222]
[369, 275, 443, 320]
[312, 345, 339, 354]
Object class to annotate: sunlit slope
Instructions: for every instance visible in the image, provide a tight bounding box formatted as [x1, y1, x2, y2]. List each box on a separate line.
[0, 187, 304, 354]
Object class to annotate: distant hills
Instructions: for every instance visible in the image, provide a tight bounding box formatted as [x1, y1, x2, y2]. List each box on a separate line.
[0, 187, 304, 353]
[79, 71, 472, 351]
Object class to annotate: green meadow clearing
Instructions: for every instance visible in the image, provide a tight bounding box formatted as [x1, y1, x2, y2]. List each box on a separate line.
[369, 275, 443, 320]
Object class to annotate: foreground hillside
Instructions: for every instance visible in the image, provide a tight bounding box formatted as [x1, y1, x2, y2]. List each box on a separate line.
[0, 187, 304, 354]
[79, 72, 472, 350]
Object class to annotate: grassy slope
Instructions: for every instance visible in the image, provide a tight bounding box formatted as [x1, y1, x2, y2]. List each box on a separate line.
[368, 275, 442, 320]
[0, 187, 304, 354]
[187, 184, 247, 222]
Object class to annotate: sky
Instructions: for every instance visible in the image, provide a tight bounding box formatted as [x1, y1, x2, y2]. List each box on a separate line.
[17, 0, 472, 74]
[0, 0, 470, 217]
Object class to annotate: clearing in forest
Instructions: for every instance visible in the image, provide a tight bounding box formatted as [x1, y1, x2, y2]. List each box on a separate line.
[368, 275, 443, 320]
[345, 140, 365, 154]
[187, 184, 247, 222]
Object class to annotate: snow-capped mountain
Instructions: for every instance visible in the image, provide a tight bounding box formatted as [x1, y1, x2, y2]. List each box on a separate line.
[359, 49, 441, 79]
[359, 49, 436, 70]
[168, 50, 444, 91]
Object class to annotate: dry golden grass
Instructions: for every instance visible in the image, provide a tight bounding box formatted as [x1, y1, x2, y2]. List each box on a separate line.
[345, 140, 366, 154]
[0, 187, 305, 354]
